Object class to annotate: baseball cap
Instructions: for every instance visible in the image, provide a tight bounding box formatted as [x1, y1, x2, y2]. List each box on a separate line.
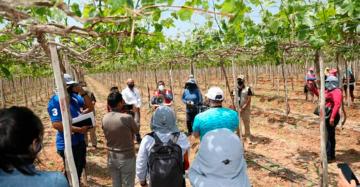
[205, 86, 224, 101]
[237, 74, 245, 80]
[64, 74, 77, 85]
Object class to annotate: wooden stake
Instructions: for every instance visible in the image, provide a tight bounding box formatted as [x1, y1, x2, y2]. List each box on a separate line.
[49, 43, 79, 187]
[317, 50, 328, 187]
[231, 59, 242, 138]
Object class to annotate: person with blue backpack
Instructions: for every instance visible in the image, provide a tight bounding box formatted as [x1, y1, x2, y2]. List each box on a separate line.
[136, 106, 190, 187]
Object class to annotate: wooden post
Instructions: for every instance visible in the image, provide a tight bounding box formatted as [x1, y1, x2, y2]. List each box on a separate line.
[0, 78, 5, 108]
[281, 52, 290, 116]
[220, 60, 235, 106]
[317, 50, 328, 187]
[231, 59, 242, 138]
[344, 58, 351, 107]
[49, 43, 80, 187]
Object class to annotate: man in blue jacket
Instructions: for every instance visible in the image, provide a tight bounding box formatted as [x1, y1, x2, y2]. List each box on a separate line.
[182, 76, 202, 136]
[47, 74, 93, 180]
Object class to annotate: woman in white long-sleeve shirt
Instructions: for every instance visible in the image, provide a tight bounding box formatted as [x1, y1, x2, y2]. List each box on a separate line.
[189, 128, 251, 187]
[136, 106, 190, 187]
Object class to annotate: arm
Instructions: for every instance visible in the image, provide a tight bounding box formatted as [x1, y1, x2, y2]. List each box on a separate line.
[165, 90, 173, 101]
[182, 90, 187, 104]
[192, 116, 200, 138]
[52, 121, 88, 134]
[136, 137, 149, 185]
[128, 116, 139, 134]
[80, 93, 94, 114]
[198, 90, 203, 104]
[330, 90, 342, 124]
[184, 151, 190, 170]
[136, 89, 142, 108]
[241, 96, 252, 110]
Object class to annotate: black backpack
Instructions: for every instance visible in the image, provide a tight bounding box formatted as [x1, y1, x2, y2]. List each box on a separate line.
[147, 132, 184, 187]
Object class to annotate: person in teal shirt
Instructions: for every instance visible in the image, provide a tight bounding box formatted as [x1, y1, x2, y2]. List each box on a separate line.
[193, 87, 239, 140]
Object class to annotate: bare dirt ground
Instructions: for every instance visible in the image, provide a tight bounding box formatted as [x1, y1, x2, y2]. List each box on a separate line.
[34, 74, 360, 187]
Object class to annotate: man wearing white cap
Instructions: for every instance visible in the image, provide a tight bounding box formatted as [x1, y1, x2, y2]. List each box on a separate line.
[192, 86, 239, 140]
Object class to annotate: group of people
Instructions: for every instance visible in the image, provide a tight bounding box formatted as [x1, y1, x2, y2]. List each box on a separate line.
[305, 67, 356, 103]
[0, 71, 358, 187]
[305, 67, 357, 162]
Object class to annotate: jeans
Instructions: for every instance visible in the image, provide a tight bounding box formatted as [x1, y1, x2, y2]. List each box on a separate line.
[186, 110, 198, 134]
[108, 152, 136, 187]
[57, 141, 87, 180]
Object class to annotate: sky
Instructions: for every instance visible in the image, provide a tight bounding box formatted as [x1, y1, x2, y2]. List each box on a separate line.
[0, 0, 279, 41]
[68, 0, 279, 41]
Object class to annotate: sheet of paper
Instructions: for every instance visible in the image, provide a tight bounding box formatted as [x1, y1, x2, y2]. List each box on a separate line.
[72, 112, 95, 127]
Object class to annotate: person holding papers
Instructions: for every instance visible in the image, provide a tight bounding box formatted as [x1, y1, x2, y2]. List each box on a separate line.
[47, 74, 93, 181]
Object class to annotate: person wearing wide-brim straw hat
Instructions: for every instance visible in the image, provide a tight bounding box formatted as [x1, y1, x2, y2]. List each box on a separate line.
[236, 75, 253, 143]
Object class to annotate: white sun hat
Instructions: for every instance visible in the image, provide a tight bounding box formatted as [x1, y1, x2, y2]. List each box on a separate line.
[205, 86, 224, 101]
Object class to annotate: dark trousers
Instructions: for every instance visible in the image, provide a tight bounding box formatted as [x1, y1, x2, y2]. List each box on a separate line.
[186, 111, 198, 134]
[58, 141, 87, 180]
[326, 124, 336, 159]
[325, 111, 340, 159]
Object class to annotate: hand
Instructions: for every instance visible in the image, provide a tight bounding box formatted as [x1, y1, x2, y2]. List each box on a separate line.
[79, 126, 89, 134]
[330, 119, 335, 126]
[140, 181, 148, 187]
[338, 169, 357, 187]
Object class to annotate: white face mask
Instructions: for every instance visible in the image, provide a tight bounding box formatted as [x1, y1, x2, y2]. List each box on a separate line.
[159, 85, 165, 91]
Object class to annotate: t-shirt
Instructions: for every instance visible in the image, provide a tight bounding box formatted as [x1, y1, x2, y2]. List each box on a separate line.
[48, 93, 85, 151]
[102, 112, 138, 159]
[193, 107, 239, 140]
[0, 166, 69, 187]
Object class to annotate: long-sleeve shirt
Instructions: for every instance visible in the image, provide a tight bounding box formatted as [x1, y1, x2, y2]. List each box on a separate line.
[182, 88, 202, 112]
[136, 132, 190, 181]
[122, 87, 141, 108]
[325, 88, 342, 122]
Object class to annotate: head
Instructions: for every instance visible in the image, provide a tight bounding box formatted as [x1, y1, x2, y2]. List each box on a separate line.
[127, 79, 135, 90]
[110, 86, 119, 93]
[190, 128, 247, 182]
[151, 106, 179, 133]
[158, 81, 165, 91]
[107, 92, 124, 112]
[237, 75, 245, 88]
[64, 74, 80, 94]
[205, 86, 224, 107]
[0, 106, 44, 175]
[185, 78, 197, 90]
[325, 76, 339, 91]
[308, 67, 314, 74]
[329, 68, 338, 76]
